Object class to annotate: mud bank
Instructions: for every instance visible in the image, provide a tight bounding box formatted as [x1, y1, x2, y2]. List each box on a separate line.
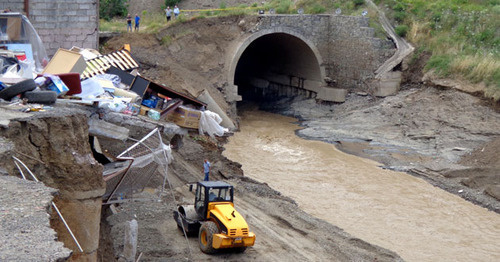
[261, 84, 500, 212]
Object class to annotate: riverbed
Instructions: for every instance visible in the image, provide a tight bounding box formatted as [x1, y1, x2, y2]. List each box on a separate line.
[223, 109, 500, 262]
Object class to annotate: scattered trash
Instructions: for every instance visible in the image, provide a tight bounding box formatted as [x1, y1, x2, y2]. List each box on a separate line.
[0, 19, 222, 135]
[42, 48, 87, 75]
[148, 109, 160, 121]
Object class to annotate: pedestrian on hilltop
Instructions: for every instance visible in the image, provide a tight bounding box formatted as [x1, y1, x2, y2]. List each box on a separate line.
[165, 6, 172, 22]
[126, 14, 132, 32]
[173, 5, 180, 19]
[134, 13, 140, 32]
[203, 159, 211, 181]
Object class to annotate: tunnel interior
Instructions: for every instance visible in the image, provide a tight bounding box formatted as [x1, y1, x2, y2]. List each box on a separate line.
[234, 33, 322, 102]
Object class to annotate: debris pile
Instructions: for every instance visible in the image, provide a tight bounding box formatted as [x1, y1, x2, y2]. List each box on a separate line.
[0, 13, 228, 137]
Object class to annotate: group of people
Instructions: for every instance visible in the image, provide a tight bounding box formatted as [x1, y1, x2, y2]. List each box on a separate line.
[126, 13, 140, 32]
[165, 5, 180, 22]
[126, 5, 180, 32]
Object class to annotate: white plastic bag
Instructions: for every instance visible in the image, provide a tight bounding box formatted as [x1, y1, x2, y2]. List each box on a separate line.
[198, 110, 228, 138]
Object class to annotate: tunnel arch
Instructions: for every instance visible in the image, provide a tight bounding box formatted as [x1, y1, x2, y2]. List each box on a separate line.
[229, 29, 325, 101]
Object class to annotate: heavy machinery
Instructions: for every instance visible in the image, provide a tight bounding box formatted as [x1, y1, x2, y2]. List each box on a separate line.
[173, 181, 255, 254]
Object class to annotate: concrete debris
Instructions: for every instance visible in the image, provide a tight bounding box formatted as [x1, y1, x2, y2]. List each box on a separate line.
[88, 117, 130, 141]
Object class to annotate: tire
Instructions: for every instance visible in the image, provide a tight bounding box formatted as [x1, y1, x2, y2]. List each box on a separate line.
[0, 79, 36, 101]
[22, 91, 57, 104]
[199, 221, 219, 254]
[234, 246, 247, 253]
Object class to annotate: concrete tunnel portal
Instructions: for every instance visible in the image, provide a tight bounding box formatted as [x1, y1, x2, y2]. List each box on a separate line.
[233, 32, 325, 102]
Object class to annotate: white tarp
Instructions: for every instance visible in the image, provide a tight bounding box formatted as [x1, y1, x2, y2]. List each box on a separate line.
[198, 110, 228, 138]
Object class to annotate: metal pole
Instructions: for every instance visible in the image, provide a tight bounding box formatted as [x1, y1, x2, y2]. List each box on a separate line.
[52, 202, 84, 252]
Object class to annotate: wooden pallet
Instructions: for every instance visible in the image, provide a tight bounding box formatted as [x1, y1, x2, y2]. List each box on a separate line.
[81, 49, 139, 79]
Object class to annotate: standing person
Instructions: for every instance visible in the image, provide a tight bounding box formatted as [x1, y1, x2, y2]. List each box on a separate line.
[203, 159, 211, 181]
[126, 14, 132, 32]
[165, 6, 172, 22]
[134, 13, 140, 31]
[173, 5, 180, 19]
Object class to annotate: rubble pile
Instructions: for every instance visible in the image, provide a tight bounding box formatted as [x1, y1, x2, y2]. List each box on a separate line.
[0, 13, 228, 138]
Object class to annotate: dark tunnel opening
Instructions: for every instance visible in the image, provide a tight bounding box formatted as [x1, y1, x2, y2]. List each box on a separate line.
[234, 33, 323, 104]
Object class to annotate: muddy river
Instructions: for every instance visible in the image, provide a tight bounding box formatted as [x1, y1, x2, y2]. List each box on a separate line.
[223, 110, 500, 262]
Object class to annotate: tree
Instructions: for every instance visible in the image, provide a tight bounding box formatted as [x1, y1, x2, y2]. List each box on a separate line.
[100, 0, 129, 21]
[165, 0, 181, 8]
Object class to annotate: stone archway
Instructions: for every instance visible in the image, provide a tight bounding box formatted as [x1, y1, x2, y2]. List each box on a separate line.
[228, 28, 325, 101]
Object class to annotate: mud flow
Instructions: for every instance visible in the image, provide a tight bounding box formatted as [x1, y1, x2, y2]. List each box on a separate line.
[223, 109, 500, 262]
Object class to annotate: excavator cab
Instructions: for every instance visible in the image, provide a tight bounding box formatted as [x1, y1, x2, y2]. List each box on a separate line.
[174, 181, 255, 254]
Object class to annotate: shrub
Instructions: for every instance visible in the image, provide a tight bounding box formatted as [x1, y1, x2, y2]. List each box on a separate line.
[394, 11, 406, 22]
[425, 54, 452, 76]
[307, 4, 326, 14]
[395, 24, 409, 37]
[354, 0, 365, 7]
[165, 0, 180, 8]
[276, 0, 293, 14]
[161, 35, 172, 46]
[100, 0, 128, 21]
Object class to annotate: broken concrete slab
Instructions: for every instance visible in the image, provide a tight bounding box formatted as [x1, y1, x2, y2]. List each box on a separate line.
[0, 107, 31, 127]
[370, 71, 402, 97]
[197, 89, 236, 130]
[88, 118, 130, 141]
[317, 87, 348, 102]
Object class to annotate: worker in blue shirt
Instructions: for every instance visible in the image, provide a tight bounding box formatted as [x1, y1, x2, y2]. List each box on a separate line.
[134, 14, 140, 31]
[203, 159, 211, 181]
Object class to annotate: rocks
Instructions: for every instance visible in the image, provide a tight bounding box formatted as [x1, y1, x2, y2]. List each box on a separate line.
[0, 176, 71, 261]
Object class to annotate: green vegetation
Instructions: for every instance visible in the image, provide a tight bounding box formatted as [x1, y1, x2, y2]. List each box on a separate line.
[164, 0, 180, 8]
[100, 0, 128, 21]
[378, 0, 499, 100]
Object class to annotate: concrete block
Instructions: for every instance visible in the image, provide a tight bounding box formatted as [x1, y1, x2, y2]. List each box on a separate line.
[317, 87, 347, 102]
[88, 118, 130, 141]
[370, 71, 402, 97]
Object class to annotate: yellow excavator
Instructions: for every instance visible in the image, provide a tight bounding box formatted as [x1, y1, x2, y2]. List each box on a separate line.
[173, 181, 256, 253]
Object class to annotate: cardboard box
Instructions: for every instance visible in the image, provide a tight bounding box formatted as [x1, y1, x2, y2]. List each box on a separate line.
[42, 48, 87, 75]
[0, 16, 21, 41]
[167, 106, 201, 129]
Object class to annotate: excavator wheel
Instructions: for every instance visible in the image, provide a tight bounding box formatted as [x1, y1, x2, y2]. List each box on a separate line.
[199, 221, 219, 254]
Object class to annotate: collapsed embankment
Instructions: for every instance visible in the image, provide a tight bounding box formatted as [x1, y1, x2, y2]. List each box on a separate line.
[0, 105, 104, 260]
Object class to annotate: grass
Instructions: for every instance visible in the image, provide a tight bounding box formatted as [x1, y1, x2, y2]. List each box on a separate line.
[100, 12, 189, 34]
[379, 0, 499, 100]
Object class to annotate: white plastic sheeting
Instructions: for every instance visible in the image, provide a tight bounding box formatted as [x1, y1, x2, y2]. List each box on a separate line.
[198, 110, 228, 138]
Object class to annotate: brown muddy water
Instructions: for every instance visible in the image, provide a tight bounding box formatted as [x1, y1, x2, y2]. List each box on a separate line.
[223, 110, 500, 262]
